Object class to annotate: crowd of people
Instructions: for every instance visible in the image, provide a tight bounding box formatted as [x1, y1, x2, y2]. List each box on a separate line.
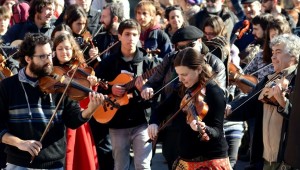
[0, 0, 300, 170]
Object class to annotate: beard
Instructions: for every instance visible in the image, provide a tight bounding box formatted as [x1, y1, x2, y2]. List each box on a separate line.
[29, 61, 53, 77]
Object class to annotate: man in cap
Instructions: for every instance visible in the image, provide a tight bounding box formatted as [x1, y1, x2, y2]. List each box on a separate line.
[231, 0, 261, 53]
[141, 25, 226, 169]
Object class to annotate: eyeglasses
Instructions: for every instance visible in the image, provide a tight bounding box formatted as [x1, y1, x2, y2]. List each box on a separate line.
[206, 0, 217, 3]
[261, 0, 272, 3]
[176, 41, 197, 50]
[32, 53, 53, 60]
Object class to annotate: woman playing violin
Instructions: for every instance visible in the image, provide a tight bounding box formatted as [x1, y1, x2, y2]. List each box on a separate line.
[52, 33, 100, 170]
[173, 47, 231, 169]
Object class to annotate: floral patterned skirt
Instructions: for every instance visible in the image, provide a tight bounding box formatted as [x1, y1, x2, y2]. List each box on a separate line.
[172, 157, 232, 170]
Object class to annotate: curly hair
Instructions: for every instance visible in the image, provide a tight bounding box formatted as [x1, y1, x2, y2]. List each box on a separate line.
[270, 34, 300, 64]
[19, 33, 52, 66]
[28, 0, 54, 20]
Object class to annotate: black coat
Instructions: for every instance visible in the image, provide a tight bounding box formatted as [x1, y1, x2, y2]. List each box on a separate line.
[284, 63, 300, 168]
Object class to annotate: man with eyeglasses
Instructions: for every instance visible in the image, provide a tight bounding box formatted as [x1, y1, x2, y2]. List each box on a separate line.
[141, 25, 226, 169]
[0, 33, 105, 169]
[189, 0, 238, 39]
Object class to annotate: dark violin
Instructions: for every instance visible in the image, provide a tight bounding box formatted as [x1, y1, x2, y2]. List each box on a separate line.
[63, 59, 108, 90]
[228, 63, 258, 94]
[0, 54, 13, 80]
[64, 59, 95, 78]
[39, 66, 113, 103]
[180, 84, 209, 140]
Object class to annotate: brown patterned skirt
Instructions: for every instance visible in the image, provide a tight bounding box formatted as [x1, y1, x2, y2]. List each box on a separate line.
[172, 157, 232, 170]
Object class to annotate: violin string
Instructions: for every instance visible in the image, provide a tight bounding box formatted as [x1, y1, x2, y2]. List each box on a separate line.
[231, 72, 282, 113]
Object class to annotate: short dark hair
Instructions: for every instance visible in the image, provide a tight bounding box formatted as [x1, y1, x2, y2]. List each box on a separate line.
[164, 5, 183, 21]
[29, 0, 54, 20]
[19, 33, 52, 66]
[118, 19, 141, 35]
[103, 2, 125, 22]
[252, 13, 274, 31]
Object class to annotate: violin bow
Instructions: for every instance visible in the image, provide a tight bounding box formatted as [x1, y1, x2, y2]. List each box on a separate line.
[230, 72, 283, 113]
[30, 62, 81, 163]
[147, 73, 217, 146]
[85, 41, 120, 65]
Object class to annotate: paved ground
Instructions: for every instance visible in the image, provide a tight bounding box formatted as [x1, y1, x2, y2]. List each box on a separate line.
[130, 144, 249, 170]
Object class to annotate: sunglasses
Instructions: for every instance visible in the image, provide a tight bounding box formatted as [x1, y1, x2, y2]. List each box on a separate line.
[176, 41, 197, 50]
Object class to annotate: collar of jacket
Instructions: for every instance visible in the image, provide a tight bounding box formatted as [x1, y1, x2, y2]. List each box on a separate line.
[18, 68, 39, 87]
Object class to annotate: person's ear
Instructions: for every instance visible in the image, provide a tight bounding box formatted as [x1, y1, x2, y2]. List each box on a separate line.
[197, 65, 203, 74]
[112, 16, 118, 23]
[25, 56, 32, 64]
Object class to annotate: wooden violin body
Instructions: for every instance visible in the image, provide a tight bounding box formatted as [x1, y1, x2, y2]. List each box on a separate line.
[181, 86, 208, 124]
[258, 75, 289, 106]
[0, 54, 13, 80]
[39, 66, 119, 108]
[228, 63, 258, 93]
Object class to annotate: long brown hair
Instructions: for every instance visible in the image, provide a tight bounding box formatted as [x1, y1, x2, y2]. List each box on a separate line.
[52, 33, 86, 66]
[174, 47, 213, 95]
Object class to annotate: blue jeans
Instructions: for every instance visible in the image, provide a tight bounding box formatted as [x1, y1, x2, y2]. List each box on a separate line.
[4, 163, 63, 170]
[109, 123, 152, 170]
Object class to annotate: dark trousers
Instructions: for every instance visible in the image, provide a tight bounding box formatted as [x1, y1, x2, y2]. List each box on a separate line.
[89, 117, 114, 170]
[161, 128, 180, 170]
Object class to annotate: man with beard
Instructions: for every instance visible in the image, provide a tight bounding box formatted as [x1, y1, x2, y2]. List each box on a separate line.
[0, 33, 105, 169]
[87, 2, 125, 169]
[261, 0, 295, 29]
[1, 0, 55, 45]
[189, 0, 238, 38]
[243, 13, 275, 81]
[89, 2, 124, 61]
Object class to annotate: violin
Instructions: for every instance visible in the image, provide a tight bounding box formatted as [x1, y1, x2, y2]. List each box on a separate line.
[39, 66, 111, 102]
[228, 63, 258, 94]
[63, 59, 108, 90]
[259, 74, 289, 106]
[0, 54, 13, 80]
[181, 85, 208, 125]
